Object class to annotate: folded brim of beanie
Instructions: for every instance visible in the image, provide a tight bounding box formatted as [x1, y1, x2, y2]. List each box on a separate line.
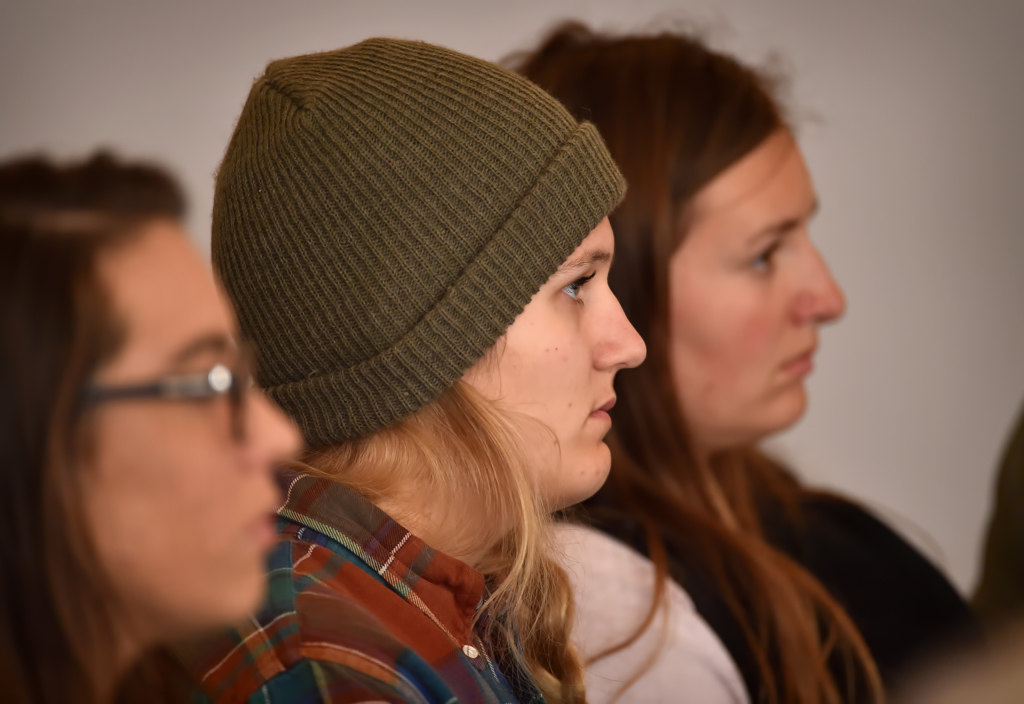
[269, 121, 624, 447]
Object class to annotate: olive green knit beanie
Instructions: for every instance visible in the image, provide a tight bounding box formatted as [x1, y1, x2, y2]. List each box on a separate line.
[213, 38, 624, 447]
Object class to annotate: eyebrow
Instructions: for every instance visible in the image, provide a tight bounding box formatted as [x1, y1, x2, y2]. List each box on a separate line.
[168, 332, 235, 367]
[557, 249, 612, 273]
[754, 199, 821, 239]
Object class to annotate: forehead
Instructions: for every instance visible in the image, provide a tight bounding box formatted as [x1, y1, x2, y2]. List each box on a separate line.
[566, 216, 614, 261]
[95, 220, 234, 376]
[690, 130, 814, 226]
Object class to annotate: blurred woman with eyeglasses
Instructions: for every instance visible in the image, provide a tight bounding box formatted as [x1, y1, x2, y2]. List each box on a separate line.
[0, 153, 301, 704]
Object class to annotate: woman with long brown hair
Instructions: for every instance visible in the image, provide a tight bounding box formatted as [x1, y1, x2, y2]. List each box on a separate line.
[0, 153, 300, 704]
[512, 22, 976, 704]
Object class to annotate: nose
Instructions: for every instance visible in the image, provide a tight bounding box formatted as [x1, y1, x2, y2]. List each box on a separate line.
[792, 242, 846, 325]
[245, 391, 303, 472]
[594, 293, 647, 372]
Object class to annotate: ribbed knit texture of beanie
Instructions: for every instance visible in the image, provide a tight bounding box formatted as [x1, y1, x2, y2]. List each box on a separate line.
[213, 38, 625, 447]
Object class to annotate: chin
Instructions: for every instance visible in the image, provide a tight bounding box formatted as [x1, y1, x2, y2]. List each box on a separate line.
[763, 386, 810, 435]
[214, 566, 268, 625]
[239, 565, 270, 612]
[553, 443, 612, 509]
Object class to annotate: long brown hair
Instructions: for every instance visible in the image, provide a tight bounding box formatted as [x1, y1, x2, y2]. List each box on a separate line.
[0, 153, 185, 704]
[511, 22, 884, 703]
[301, 379, 585, 703]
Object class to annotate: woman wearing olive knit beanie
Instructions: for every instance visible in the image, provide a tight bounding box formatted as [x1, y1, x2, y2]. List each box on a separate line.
[173, 37, 646, 704]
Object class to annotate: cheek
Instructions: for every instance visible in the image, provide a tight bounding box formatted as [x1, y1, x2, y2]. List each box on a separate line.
[500, 337, 598, 476]
[669, 281, 780, 398]
[91, 408, 226, 512]
[85, 411, 262, 627]
[88, 418, 215, 569]
[732, 308, 779, 367]
[502, 326, 589, 423]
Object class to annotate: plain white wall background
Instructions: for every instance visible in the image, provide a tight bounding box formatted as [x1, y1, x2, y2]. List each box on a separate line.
[2, 0, 1022, 593]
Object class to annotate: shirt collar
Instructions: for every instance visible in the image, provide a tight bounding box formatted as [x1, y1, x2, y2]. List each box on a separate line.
[277, 473, 486, 645]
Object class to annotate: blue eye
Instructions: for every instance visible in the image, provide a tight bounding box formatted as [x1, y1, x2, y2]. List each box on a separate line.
[752, 242, 781, 272]
[563, 272, 596, 301]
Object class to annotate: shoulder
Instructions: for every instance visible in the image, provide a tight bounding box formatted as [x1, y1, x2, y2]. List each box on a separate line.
[556, 523, 702, 625]
[553, 523, 748, 704]
[176, 535, 452, 704]
[788, 493, 973, 620]
[556, 522, 660, 588]
[792, 494, 980, 675]
[555, 522, 697, 628]
[796, 493, 958, 579]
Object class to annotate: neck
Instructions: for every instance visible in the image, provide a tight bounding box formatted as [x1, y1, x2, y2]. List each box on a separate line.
[692, 440, 715, 475]
[301, 446, 509, 570]
[692, 444, 744, 532]
[91, 627, 142, 703]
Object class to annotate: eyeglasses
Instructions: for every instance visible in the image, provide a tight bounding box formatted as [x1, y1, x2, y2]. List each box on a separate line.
[84, 359, 251, 442]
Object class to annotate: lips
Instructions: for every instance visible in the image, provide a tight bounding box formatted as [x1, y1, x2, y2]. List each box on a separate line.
[248, 512, 277, 551]
[780, 348, 815, 376]
[588, 397, 616, 425]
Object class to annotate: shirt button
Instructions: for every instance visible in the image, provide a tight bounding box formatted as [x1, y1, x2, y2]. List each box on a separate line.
[462, 644, 479, 659]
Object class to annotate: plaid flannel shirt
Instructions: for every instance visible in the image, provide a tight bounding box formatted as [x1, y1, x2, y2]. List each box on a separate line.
[177, 474, 543, 704]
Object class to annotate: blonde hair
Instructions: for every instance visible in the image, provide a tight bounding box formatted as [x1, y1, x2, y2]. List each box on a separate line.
[303, 379, 586, 704]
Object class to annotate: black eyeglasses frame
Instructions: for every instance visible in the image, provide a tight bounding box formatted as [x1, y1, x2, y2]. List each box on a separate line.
[84, 361, 249, 441]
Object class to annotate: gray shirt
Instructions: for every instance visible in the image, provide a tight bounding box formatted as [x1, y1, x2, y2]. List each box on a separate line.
[556, 523, 748, 704]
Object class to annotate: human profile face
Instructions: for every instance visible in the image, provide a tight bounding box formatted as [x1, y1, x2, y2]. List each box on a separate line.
[462, 218, 646, 510]
[667, 130, 846, 454]
[83, 220, 301, 645]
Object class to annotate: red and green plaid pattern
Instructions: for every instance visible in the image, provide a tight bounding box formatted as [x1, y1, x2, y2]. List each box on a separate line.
[176, 474, 543, 703]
